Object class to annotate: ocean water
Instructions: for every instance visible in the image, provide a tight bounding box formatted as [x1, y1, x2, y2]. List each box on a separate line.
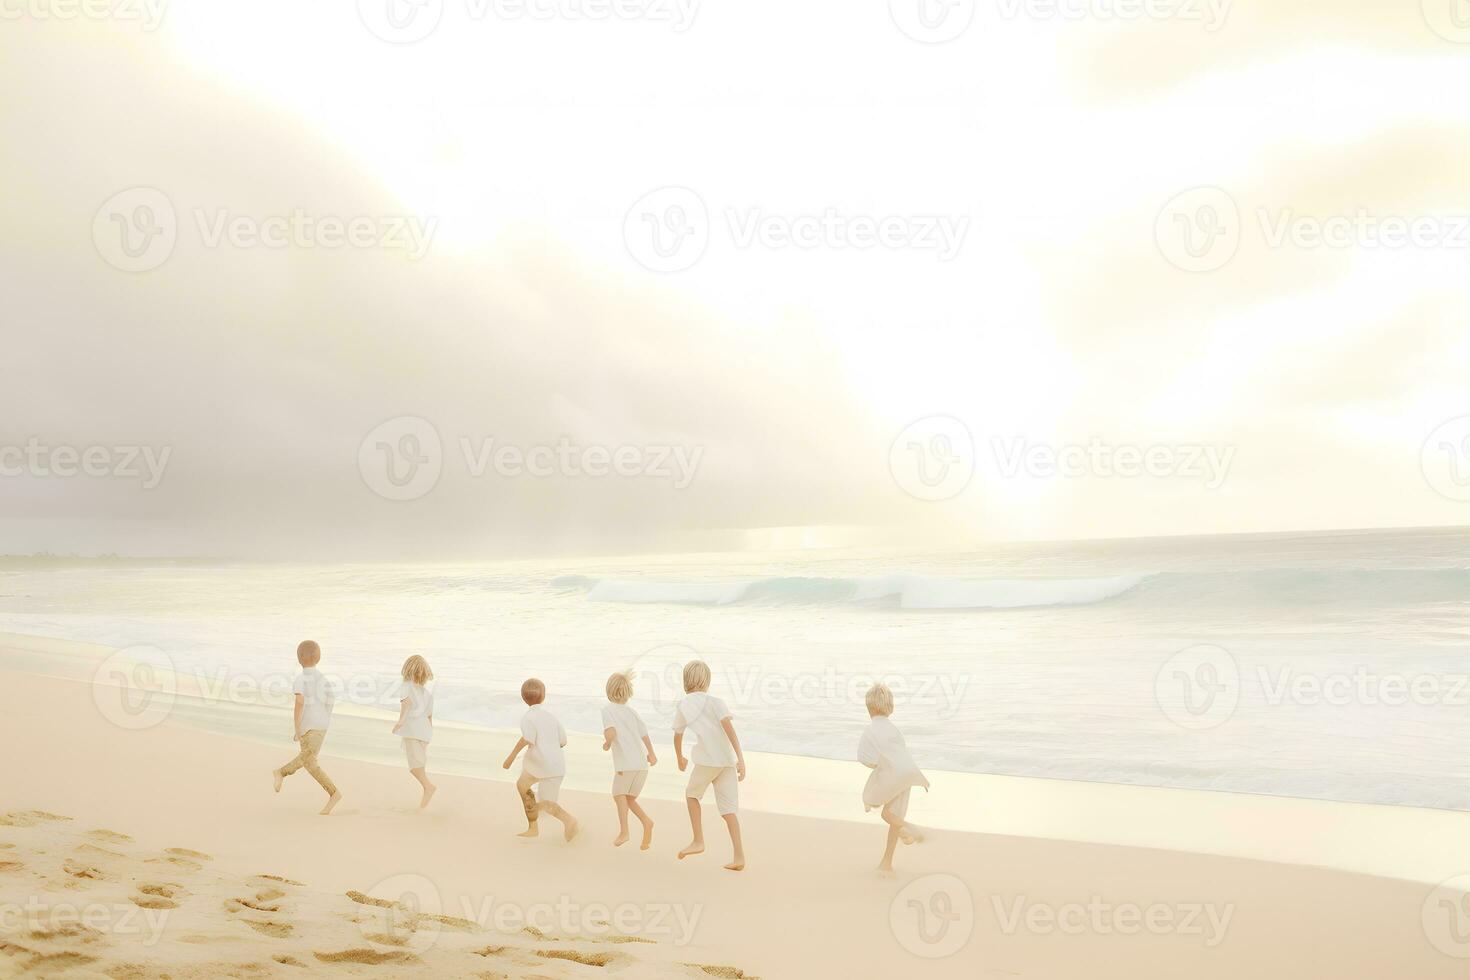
[2, 526, 1469, 809]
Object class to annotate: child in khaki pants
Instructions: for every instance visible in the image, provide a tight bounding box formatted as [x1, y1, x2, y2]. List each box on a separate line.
[272, 640, 342, 815]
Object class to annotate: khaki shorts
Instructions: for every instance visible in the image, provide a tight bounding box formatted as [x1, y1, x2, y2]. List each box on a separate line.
[403, 738, 428, 770]
[686, 764, 738, 815]
[881, 788, 911, 822]
[529, 775, 563, 804]
[611, 770, 648, 798]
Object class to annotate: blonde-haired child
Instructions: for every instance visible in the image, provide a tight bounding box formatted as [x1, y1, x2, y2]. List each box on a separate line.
[503, 678, 579, 841]
[392, 655, 436, 808]
[601, 671, 657, 849]
[673, 659, 746, 871]
[858, 682, 929, 875]
[272, 640, 342, 815]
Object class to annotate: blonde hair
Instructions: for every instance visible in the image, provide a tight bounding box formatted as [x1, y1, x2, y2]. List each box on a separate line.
[401, 655, 433, 686]
[521, 677, 546, 705]
[296, 640, 321, 667]
[866, 682, 894, 717]
[605, 671, 634, 704]
[682, 660, 711, 693]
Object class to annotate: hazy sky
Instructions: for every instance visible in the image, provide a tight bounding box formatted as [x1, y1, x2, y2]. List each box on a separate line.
[3, 1, 1469, 558]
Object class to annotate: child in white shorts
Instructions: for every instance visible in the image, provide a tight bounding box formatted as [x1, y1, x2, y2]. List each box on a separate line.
[858, 682, 930, 874]
[392, 655, 436, 809]
[673, 660, 746, 871]
[601, 670, 657, 849]
[503, 678, 579, 842]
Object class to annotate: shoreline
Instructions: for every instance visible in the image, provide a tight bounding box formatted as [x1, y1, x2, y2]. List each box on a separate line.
[2, 652, 1467, 977]
[6, 629, 1470, 887]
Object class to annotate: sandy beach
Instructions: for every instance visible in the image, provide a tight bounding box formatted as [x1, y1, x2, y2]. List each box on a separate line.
[2, 636, 1467, 979]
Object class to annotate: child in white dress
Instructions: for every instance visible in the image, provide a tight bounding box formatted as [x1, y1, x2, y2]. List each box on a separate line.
[858, 682, 930, 874]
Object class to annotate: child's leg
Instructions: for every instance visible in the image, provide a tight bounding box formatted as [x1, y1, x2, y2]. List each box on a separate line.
[534, 779, 578, 841]
[678, 797, 705, 859]
[713, 768, 744, 871]
[283, 731, 340, 814]
[410, 768, 436, 808]
[878, 821, 902, 872]
[627, 795, 654, 850]
[720, 813, 745, 871]
[515, 772, 539, 837]
[881, 796, 923, 845]
[613, 794, 631, 845]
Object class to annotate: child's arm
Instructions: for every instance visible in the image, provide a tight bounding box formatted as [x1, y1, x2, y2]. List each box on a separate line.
[721, 717, 746, 780]
[392, 698, 409, 735]
[602, 727, 616, 752]
[673, 731, 687, 771]
[292, 694, 304, 741]
[502, 737, 529, 770]
[641, 735, 657, 766]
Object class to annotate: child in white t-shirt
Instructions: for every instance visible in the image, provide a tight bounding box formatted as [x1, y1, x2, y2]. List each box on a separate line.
[673, 660, 746, 871]
[502, 678, 579, 842]
[601, 671, 657, 849]
[858, 682, 930, 875]
[271, 640, 342, 816]
[391, 655, 436, 809]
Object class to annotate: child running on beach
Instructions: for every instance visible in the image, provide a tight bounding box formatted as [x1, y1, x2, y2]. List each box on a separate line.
[503, 678, 579, 841]
[858, 682, 929, 875]
[673, 660, 746, 871]
[392, 655, 436, 809]
[601, 670, 656, 848]
[271, 640, 342, 815]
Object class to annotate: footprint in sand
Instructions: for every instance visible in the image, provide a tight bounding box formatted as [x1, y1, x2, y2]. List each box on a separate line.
[314, 948, 417, 965]
[0, 858, 23, 873]
[62, 858, 107, 880]
[165, 847, 213, 861]
[138, 883, 185, 900]
[684, 965, 751, 979]
[0, 811, 72, 827]
[535, 949, 631, 969]
[86, 829, 133, 845]
[253, 874, 305, 887]
[131, 893, 178, 911]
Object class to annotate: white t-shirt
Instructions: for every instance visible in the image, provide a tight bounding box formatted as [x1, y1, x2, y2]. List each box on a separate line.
[673, 692, 736, 767]
[395, 681, 434, 743]
[519, 704, 567, 778]
[293, 668, 336, 733]
[600, 702, 650, 772]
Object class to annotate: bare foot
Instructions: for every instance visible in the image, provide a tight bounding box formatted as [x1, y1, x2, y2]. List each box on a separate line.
[900, 825, 925, 845]
[563, 818, 580, 842]
[319, 792, 341, 816]
[724, 859, 746, 872]
[877, 865, 896, 878]
[613, 831, 630, 847]
[517, 824, 539, 838]
[419, 784, 436, 809]
[272, 770, 283, 793]
[640, 821, 654, 850]
[678, 842, 705, 860]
